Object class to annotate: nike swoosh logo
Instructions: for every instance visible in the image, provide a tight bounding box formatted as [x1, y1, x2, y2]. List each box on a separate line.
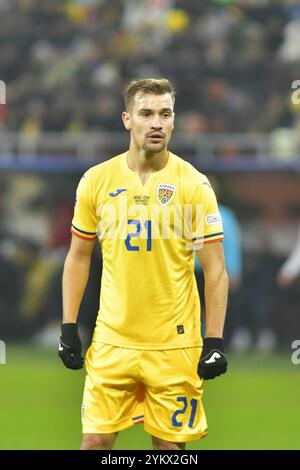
[202, 181, 212, 188]
[205, 352, 221, 364]
[109, 188, 127, 197]
[58, 342, 64, 351]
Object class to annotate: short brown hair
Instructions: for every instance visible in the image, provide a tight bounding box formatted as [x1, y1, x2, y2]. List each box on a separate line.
[124, 78, 176, 111]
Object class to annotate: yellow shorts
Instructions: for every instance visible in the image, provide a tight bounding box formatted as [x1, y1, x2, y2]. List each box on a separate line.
[82, 342, 208, 443]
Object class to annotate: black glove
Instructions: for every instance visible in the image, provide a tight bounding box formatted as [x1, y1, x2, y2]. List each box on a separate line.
[198, 337, 227, 380]
[58, 323, 83, 370]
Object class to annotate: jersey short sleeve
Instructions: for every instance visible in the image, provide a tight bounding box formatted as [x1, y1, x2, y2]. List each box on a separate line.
[190, 175, 224, 245]
[71, 171, 98, 240]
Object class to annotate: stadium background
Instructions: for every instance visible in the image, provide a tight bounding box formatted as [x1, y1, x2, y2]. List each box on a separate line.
[0, 0, 300, 450]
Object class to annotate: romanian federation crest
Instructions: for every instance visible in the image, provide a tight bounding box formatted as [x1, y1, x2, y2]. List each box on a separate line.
[157, 184, 176, 206]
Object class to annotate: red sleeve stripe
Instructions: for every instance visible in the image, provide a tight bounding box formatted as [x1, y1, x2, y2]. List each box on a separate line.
[203, 237, 224, 244]
[71, 228, 97, 240]
[71, 224, 96, 236]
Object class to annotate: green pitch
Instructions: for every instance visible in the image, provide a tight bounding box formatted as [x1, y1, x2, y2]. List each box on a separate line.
[0, 345, 299, 450]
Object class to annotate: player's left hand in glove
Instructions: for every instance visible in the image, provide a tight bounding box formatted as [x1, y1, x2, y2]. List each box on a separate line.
[58, 323, 84, 370]
[197, 337, 228, 380]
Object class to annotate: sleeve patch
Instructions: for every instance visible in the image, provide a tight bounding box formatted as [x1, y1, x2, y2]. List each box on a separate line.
[206, 213, 221, 226]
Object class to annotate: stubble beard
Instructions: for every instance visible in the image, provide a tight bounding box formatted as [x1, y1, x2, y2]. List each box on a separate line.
[143, 140, 166, 156]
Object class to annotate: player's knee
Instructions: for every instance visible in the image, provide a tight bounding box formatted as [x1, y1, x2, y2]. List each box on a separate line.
[152, 436, 185, 450]
[81, 433, 116, 450]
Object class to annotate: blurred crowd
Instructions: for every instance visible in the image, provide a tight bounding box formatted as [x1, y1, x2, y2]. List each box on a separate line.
[0, 0, 300, 136]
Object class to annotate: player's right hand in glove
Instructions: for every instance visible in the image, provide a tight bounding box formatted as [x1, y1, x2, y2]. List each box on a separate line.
[58, 323, 84, 370]
[197, 337, 228, 380]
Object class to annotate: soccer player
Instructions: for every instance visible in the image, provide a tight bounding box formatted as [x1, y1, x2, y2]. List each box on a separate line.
[58, 78, 228, 450]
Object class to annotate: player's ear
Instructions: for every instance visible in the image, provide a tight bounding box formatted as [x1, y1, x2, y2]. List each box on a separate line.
[122, 111, 131, 131]
[172, 112, 175, 130]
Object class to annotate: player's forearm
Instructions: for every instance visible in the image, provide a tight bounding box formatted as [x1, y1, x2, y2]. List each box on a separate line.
[62, 252, 91, 323]
[204, 268, 228, 338]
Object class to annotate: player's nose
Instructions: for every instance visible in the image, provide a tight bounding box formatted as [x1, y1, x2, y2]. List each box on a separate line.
[150, 114, 163, 129]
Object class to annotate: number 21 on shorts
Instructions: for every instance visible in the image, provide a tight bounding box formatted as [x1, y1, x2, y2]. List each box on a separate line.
[172, 397, 198, 428]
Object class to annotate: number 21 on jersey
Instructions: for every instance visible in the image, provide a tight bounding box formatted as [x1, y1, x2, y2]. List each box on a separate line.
[125, 219, 152, 251]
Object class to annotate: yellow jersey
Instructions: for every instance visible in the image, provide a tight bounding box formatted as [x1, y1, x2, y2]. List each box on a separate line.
[71, 151, 224, 349]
